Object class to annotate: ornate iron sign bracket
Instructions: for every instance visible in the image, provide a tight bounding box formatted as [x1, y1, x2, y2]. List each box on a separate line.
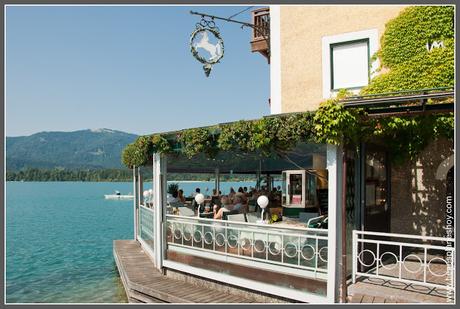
[189, 10, 270, 77]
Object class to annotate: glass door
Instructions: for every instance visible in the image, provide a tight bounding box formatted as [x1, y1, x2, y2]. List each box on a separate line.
[289, 173, 303, 206]
[364, 149, 390, 233]
[359, 146, 391, 272]
[282, 171, 305, 208]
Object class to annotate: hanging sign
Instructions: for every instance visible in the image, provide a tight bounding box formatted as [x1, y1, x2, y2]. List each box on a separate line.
[190, 18, 224, 77]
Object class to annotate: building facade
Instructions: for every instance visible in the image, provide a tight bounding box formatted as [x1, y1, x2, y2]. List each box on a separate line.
[269, 5, 406, 114]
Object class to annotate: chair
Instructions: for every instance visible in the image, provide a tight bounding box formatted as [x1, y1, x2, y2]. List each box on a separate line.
[178, 207, 195, 217]
[246, 213, 259, 223]
[169, 201, 184, 208]
[222, 209, 241, 221]
[226, 213, 246, 222]
[307, 215, 326, 228]
[299, 212, 320, 223]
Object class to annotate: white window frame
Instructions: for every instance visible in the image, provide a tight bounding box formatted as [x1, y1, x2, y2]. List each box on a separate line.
[322, 29, 379, 99]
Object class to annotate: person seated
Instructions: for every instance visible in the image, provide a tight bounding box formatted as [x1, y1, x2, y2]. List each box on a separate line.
[178, 189, 186, 203]
[210, 190, 221, 207]
[192, 188, 200, 197]
[211, 188, 220, 198]
[168, 190, 184, 208]
[231, 195, 244, 213]
[228, 187, 236, 202]
[235, 188, 248, 212]
[191, 188, 201, 209]
[213, 196, 232, 220]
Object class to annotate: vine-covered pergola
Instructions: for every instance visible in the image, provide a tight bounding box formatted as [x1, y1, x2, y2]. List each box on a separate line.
[122, 87, 453, 169]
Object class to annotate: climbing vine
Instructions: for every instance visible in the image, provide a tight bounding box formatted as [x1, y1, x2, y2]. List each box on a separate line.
[359, 5, 454, 163]
[313, 90, 368, 146]
[177, 127, 218, 159]
[122, 6, 454, 168]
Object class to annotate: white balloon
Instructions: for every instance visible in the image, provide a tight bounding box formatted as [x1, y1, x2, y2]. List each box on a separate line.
[257, 195, 269, 209]
[143, 190, 150, 197]
[195, 193, 205, 205]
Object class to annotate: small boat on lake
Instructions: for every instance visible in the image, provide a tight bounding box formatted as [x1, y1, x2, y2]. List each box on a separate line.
[104, 190, 134, 200]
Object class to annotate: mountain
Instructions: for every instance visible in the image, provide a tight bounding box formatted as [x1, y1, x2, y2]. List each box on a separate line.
[6, 129, 138, 171]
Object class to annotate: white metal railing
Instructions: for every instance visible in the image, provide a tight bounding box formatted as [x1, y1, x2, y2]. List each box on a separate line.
[166, 214, 328, 278]
[138, 205, 155, 252]
[352, 230, 455, 290]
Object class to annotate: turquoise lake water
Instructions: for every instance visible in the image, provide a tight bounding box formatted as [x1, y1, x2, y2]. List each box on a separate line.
[5, 180, 262, 303]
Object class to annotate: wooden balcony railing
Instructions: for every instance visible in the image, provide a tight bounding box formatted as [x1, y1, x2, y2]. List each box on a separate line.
[250, 7, 270, 62]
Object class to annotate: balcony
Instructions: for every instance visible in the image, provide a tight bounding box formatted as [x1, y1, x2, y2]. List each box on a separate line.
[250, 8, 270, 62]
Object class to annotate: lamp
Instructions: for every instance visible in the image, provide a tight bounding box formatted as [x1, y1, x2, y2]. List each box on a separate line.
[257, 195, 269, 223]
[195, 193, 205, 217]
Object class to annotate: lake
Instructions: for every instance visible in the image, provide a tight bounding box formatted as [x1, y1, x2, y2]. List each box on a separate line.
[5, 180, 262, 303]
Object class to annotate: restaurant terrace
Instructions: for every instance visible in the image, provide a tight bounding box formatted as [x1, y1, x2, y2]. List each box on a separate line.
[115, 88, 455, 303]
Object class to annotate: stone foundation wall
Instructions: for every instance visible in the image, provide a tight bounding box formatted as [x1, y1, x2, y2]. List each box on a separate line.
[390, 138, 454, 237]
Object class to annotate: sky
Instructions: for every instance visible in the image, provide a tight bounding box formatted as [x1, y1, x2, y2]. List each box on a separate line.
[5, 5, 270, 137]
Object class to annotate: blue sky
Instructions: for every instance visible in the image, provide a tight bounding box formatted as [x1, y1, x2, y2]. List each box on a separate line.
[6, 5, 270, 137]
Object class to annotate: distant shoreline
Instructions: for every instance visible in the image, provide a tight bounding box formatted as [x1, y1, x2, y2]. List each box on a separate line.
[6, 168, 258, 182]
[6, 179, 256, 183]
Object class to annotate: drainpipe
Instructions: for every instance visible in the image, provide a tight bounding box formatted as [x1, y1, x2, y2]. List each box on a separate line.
[340, 149, 348, 303]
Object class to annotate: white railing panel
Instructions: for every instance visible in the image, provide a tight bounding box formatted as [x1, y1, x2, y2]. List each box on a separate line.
[166, 214, 328, 278]
[139, 205, 155, 252]
[352, 230, 455, 291]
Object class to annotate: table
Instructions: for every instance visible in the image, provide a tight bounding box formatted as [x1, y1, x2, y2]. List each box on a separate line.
[271, 217, 308, 229]
[199, 212, 214, 219]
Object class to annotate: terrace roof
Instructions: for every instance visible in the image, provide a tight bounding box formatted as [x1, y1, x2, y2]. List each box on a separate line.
[166, 142, 327, 174]
[157, 87, 454, 139]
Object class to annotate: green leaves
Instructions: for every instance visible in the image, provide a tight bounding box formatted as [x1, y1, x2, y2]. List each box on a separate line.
[363, 6, 454, 94]
[177, 128, 218, 159]
[371, 114, 453, 164]
[314, 97, 365, 146]
[122, 136, 152, 168]
[379, 6, 454, 69]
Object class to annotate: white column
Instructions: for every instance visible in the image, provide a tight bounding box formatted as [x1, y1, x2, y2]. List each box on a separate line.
[269, 5, 282, 115]
[138, 168, 144, 206]
[133, 167, 138, 240]
[326, 144, 343, 303]
[153, 153, 167, 271]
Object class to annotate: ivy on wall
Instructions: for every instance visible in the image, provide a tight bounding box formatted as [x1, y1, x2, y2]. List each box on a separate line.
[122, 6, 454, 168]
[363, 6, 454, 94]
[359, 5, 455, 163]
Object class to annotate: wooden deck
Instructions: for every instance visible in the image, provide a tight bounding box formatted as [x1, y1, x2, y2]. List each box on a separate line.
[113, 240, 254, 303]
[348, 259, 451, 304]
[348, 277, 450, 304]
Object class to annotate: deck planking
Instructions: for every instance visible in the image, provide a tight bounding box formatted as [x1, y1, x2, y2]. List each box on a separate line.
[348, 278, 450, 303]
[113, 239, 254, 303]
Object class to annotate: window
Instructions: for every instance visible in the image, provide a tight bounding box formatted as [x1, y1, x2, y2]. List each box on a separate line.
[322, 29, 378, 99]
[330, 39, 369, 90]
